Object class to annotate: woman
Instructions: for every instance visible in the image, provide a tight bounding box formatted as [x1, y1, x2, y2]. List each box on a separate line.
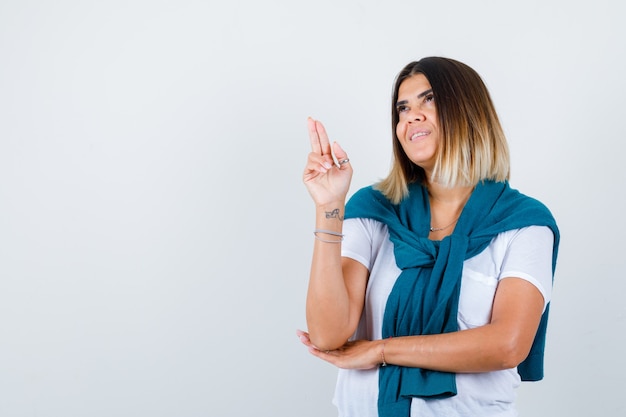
[298, 57, 560, 417]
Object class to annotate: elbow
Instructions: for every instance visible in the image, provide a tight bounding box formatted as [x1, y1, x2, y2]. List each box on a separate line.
[496, 336, 533, 370]
[306, 312, 355, 351]
[307, 331, 348, 352]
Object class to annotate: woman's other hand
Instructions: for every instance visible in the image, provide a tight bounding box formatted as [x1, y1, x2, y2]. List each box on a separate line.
[296, 329, 382, 370]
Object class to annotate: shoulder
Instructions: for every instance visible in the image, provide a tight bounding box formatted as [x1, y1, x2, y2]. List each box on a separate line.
[498, 183, 554, 218]
[345, 185, 391, 219]
[487, 182, 559, 242]
[347, 185, 383, 205]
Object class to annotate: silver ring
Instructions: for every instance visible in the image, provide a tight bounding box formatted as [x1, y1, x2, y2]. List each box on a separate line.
[338, 158, 350, 165]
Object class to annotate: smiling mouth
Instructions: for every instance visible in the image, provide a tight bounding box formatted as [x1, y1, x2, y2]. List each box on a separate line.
[410, 131, 429, 141]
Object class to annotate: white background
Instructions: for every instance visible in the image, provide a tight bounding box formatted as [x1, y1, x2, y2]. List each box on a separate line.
[1, 1, 624, 416]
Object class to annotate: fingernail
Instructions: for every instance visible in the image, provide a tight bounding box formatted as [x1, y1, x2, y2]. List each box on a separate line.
[323, 162, 332, 169]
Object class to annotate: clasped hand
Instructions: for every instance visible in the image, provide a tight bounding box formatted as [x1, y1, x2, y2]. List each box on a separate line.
[296, 329, 382, 370]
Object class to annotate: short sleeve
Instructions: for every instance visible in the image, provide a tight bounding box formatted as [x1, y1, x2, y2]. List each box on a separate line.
[341, 218, 391, 272]
[500, 225, 555, 310]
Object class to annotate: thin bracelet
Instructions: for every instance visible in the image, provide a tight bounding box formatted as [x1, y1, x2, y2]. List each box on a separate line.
[313, 234, 343, 243]
[380, 340, 387, 367]
[380, 337, 392, 367]
[314, 228, 344, 237]
[313, 229, 344, 243]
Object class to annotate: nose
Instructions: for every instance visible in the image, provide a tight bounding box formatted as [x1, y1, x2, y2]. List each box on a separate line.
[407, 108, 424, 122]
[408, 111, 424, 123]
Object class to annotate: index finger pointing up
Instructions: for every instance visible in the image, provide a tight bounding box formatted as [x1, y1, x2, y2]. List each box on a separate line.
[308, 117, 331, 156]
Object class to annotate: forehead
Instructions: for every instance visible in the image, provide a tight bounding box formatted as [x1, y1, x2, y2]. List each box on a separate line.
[398, 73, 432, 97]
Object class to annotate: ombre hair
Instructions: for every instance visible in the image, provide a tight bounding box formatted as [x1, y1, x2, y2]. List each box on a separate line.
[376, 57, 510, 204]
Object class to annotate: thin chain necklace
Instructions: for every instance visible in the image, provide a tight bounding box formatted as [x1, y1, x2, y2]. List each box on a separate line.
[429, 216, 460, 232]
[427, 185, 473, 233]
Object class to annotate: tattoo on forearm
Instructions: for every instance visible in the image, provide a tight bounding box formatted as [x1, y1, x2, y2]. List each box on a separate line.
[325, 208, 344, 221]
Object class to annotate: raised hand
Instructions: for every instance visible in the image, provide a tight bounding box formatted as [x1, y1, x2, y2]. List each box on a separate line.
[303, 117, 353, 207]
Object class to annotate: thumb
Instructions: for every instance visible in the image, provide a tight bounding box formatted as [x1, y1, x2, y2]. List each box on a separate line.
[332, 142, 350, 167]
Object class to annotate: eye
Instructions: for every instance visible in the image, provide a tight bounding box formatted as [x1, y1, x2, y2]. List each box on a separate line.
[397, 105, 409, 113]
[424, 94, 435, 103]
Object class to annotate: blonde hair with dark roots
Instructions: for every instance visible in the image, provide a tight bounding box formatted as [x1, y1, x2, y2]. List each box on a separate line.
[376, 57, 510, 204]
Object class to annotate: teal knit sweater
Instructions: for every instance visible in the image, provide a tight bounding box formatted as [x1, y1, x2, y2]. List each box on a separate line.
[344, 180, 560, 417]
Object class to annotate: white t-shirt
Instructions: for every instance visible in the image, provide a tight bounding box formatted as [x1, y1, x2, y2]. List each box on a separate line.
[333, 218, 555, 417]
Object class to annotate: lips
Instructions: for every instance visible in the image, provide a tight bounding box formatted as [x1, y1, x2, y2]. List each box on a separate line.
[410, 130, 430, 141]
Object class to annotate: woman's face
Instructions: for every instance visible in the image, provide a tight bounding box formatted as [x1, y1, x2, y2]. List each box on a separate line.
[395, 73, 440, 174]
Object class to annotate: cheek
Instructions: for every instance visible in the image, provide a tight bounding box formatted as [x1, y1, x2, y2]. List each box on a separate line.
[395, 122, 404, 140]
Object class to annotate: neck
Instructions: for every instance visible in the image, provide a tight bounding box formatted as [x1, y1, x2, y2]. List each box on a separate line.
[426, 181, 474, 207]
[426, 181, 474, 238]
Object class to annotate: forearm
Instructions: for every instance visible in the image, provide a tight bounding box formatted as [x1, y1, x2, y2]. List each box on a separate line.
[378, 277, 544, 373]
[383, 324, 531, 373]
[306, 202, 355, 350]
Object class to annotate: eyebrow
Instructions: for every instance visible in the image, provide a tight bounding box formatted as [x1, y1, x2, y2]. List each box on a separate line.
[396, 89, 434, 107]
